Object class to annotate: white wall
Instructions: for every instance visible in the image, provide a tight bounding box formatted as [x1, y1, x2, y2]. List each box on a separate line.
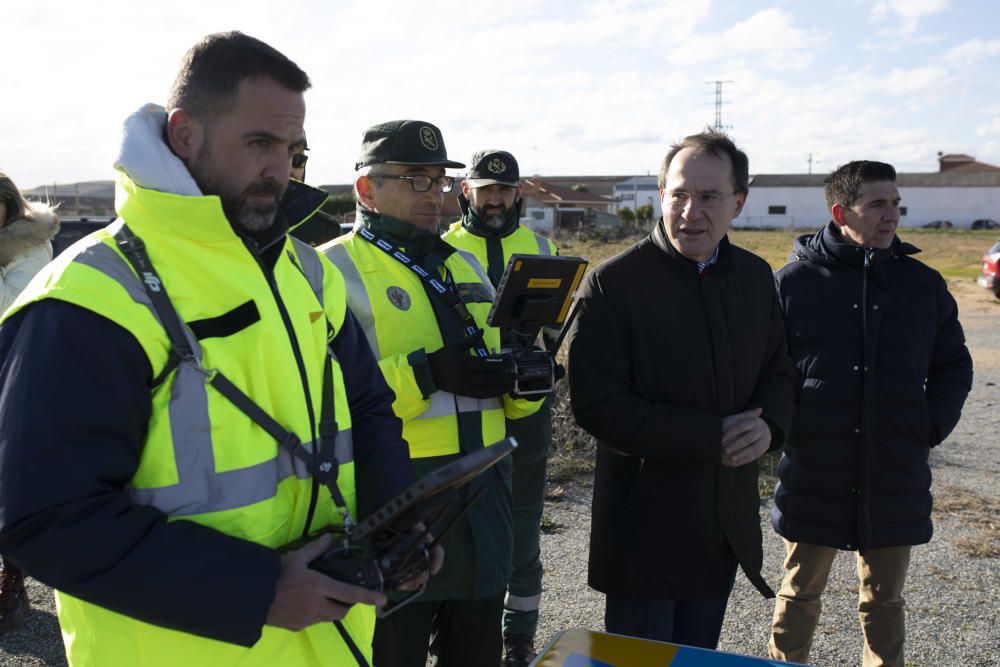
[523, 207, 554, 233]
[737, 185, 1000, 229]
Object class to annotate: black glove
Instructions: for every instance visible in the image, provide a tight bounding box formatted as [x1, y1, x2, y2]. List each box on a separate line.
[428, 330, 514, 399]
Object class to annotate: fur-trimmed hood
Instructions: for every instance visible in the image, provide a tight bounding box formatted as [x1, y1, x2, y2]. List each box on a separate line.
[0, 205, 60, 267]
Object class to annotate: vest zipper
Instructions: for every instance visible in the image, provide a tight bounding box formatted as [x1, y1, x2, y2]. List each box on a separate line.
[245, 237, 322, 537]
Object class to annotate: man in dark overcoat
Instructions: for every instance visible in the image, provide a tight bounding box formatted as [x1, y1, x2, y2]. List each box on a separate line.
[768, 160, 973, 667]
[568, 131, 797, 649]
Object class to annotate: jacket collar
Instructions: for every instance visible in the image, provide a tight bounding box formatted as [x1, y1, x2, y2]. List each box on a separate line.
[0, 206, 60, 267]
[791, 221, 919, 268]
[356, 208, 451, 263]
[457, 193, 521, 239]
[650, 217, 732, 274]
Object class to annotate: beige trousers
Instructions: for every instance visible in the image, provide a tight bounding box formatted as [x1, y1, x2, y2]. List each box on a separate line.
[768, 539, 911, 667]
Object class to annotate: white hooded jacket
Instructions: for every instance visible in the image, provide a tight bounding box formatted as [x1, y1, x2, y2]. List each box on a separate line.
[0, 204, 60, 313]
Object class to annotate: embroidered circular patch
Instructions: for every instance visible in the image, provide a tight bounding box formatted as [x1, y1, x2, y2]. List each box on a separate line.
[419, 126, 439, 151]
[386, 286, 411, 311]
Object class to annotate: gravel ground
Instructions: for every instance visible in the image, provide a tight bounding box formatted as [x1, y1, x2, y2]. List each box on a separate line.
[1, 281, 997, 666]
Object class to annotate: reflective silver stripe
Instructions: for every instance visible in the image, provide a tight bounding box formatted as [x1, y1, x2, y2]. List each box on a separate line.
[534, 234, 553, 256]
[129, 431, 355, 516]
[504, 592, 542, 612]
[417, 391, 502, 420]
[289, 238, 325, 309]
[74, 238, 164, 328]
[323, 243, 381, 358]
[77, 236, 222, 513]
[453, 248, 496, 301]
[73, 234, 353, 517]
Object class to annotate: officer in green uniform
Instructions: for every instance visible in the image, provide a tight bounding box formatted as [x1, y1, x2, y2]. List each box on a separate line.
[320, 123, 543, 667]
[442, 150, 558, 667]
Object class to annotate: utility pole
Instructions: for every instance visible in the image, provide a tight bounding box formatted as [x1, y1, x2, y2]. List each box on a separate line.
[806, 154, 820, 174]
[705, 80, 733, 132]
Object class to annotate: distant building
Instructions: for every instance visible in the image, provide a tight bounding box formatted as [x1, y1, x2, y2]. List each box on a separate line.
[739, 155, 1000, 229]
[518, 178, 615, 232]
[532, 175, 629, 200]
[612, 176, 661, 219]
[23, 181, 114, 218]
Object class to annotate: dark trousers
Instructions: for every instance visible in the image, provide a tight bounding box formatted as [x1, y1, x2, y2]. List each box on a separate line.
[603, 567, 736, 650]
[372, 592, 505, 667]
[503, 397, 552, 640]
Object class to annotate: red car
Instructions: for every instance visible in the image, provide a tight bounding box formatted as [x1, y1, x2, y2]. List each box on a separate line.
[977, 238, 1000, 297]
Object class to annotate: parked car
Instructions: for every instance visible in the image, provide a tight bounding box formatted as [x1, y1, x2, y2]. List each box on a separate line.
[977, 238, 1000, 299]
[922, 220, 954, 229]
[971, 218, 1000, 230]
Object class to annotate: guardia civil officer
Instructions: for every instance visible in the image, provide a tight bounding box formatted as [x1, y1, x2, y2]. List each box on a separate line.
[0, 32, 415, 666]
[442, 150, 557, 667]
[320, 122, 542, 667]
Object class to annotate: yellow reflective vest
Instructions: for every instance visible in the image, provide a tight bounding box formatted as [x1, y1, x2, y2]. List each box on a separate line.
[321, 215, 538, 598]
[3, 173, 373, 666]
[442, 220, 557, 277]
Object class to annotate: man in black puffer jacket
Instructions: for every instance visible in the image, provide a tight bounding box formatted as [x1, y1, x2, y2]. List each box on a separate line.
[768, 160, 973, 667]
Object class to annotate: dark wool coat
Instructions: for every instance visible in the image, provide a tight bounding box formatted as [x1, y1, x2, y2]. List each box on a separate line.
[569, 221, 797, 601]
[771, 223, 973, 553]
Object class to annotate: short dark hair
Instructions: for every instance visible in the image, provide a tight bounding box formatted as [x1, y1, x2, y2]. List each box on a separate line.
[658, 130, 749, 195]
[824, 161, 897, 210]
[166, 31, 311, 121]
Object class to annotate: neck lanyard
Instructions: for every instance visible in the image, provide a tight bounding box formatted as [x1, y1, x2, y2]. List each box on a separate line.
[356, 225, 490, 357]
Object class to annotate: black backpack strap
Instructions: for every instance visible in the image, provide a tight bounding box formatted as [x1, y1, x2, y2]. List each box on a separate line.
[112, 224, 353, 530]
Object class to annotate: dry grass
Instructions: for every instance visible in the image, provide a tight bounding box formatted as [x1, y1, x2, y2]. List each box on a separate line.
[547, 382, 596, 484]
[933, 486, 1000, 558]
[556, 225, 1000, 280]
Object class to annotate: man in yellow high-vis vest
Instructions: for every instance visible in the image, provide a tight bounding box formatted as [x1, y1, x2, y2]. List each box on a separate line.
[320, 121, 543, 667]
[0, 32, 415, 667]
[442, 150, 558, 667]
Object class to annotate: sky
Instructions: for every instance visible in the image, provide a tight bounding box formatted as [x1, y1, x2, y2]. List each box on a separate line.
[3, 0, 999, 190]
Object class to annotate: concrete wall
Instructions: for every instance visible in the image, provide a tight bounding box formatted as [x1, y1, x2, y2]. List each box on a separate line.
[523, 207, 555, 233]
[737, 185, 1000, 229]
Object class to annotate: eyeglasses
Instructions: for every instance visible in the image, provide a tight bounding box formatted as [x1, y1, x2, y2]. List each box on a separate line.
[377, 174, 456, 193]
[665, 190, 734, 209]
[291, 153, 309, 169]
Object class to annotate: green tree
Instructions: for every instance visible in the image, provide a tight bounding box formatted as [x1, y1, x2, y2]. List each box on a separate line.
[635, 204, 654, 223]
[618, 207, 635, 225]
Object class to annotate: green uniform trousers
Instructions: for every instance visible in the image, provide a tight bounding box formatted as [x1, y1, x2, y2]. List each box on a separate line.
[502, 396, 552, 639]
[372, 592, 505, 667]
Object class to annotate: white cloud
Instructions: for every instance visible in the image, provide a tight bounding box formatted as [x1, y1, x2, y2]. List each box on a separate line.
[977, 117, 1000, 138]
[943, 38, 1000, 67]
[870, 0, 951, 36]
[666, 8, 827, 69]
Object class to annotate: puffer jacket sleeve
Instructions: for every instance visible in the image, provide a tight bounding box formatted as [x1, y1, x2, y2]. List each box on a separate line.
[0, 243, 53, 313]
[0, 300, 281, 647]
[925, 275, 974, 445]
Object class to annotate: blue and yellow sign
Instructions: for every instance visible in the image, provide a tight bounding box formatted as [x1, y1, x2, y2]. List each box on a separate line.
[531, 630, 796, 667]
